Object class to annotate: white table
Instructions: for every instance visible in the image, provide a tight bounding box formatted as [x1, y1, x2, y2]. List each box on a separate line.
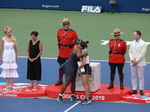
[76, 62, 100, 92]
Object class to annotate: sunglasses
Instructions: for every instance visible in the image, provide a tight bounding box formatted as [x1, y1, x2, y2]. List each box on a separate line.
[63, 23, 69, 26]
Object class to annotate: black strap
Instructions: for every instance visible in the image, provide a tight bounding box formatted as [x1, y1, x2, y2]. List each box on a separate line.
[59, 44, 70, 47]
[59, 29, 70, 43]
[111, 52, 123, 54]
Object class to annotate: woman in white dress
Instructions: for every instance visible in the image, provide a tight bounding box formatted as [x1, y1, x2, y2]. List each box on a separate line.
[0, 26, 19, 89]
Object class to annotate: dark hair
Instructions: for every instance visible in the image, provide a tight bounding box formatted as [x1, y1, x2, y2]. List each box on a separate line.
[80, 41, 89, 49]
[135, 30, 141, 36]
[31, 31, 38, 37]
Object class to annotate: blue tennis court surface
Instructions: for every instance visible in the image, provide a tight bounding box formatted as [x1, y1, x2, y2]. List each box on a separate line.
[0, 97, 150, 112]
[0, 57, 150, 112]
[0, 57, 149, 88]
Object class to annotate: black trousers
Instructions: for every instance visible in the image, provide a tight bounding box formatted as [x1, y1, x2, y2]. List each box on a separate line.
[57, 56, 69, 66]
[109, 62, 124, 75]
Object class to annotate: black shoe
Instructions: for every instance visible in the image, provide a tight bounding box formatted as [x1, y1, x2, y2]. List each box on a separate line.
[70, 95, 78, 102]
[55, 80, 63, 86]
[81, 99, 87, 102]
[120, 83, 124, 90]
[129, 90, 137, 94]
[107, 83, 114, 89]
[140, 90, 144, 95]
[57, 95, 64, 104]
[82, 98, 92, 105]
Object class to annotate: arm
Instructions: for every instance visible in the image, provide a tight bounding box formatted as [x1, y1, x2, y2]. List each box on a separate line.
[136, 42, 147, 63]
[57, 30, 60, 42]
[108, 41, 112, 55]
[69, 31, 78, 48]
[0, 39, 4, 61]
[26, 41, 32, 61]
[78, 56, 86, 69]
[76, 49, 88, 58]
[122, 41, 127, 55]
[129, 43, 138, 66]
[14, 43, 18, 61]
[129, 43, 134, 61]
[57, 31, 60, 49]
[35, 42, 43, 60]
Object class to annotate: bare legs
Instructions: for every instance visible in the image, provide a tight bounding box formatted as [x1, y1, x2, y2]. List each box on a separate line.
[29, 80, 34, 88]
[5, 78, 14, 89]
[10, 78, 13, 89]
[29, 80, 39, 89]
[36, 80, 39, 87]
[60, 76, 76, 95]
[57, 76, 77, 104]
[82, 74, 90, 99]
[6, 78, 9, 89]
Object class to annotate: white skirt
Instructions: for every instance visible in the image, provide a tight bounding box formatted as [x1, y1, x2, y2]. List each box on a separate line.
[0, 60, 18, 69]
[0, 69, 19, 78]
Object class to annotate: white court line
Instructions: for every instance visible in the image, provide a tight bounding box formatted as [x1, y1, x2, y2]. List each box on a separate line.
[64, 101, 81, 112]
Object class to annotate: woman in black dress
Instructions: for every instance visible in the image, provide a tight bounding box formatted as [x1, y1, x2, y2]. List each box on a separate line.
[57, 39, 88, 104]
[26, 31, 43, 89]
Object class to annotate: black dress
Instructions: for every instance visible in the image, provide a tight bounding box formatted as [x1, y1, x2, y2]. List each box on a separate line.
[27, 40, 41, 81]
[60, 53, 80, 77]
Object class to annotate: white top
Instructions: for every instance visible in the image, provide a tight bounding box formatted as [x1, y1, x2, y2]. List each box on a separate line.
[82, 48, 90, 64]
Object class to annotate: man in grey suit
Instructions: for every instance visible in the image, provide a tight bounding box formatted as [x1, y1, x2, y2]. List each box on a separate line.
[129, 30, 147, 95]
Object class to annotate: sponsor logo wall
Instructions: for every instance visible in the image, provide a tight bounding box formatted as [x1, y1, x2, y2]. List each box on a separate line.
[0, 0, 150, 13]
[81, 6, 102, 13]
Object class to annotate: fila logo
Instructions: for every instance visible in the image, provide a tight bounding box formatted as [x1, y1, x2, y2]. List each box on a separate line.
[81, 6, 102, 13]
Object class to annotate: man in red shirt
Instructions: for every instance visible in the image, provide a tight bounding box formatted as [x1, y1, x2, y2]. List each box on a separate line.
[108, 28, 127, 89]
[55, 18, 78, 86]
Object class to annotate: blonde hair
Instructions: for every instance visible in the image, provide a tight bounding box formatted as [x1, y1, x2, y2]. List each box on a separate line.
[3, 26, 17, 46]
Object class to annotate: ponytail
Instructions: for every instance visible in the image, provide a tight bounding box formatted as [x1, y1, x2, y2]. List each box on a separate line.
[85, 41, 89, 44]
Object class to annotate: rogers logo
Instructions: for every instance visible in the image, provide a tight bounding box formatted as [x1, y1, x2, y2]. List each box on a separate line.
[42, 4, 59, 8]
[142, 8, 150, 11]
